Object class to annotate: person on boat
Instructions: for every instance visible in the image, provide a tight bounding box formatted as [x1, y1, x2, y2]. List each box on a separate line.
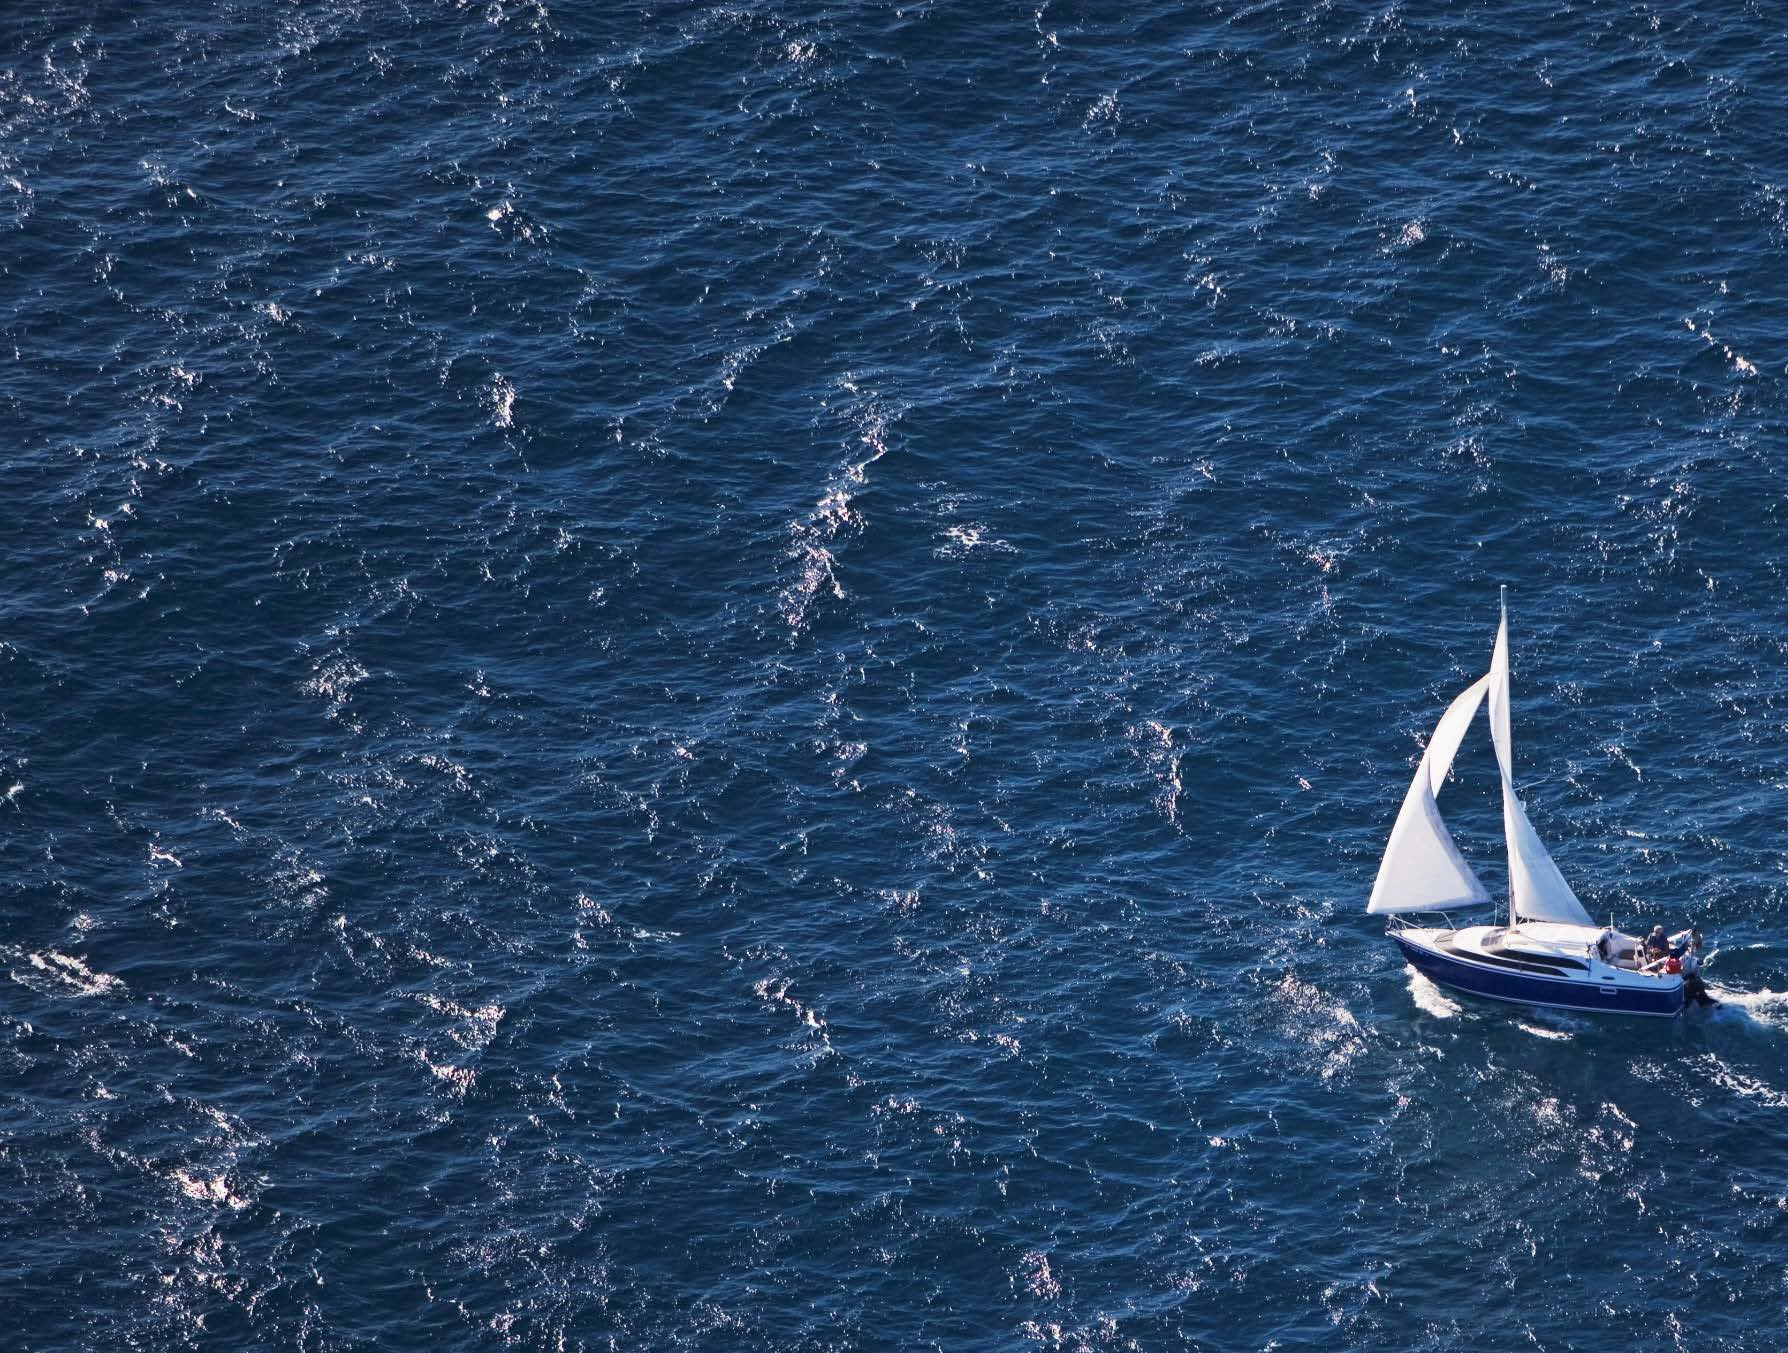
[1641, 952, 1682, 976]
[1680, 947, 1718, 1007]
[1670, 928, 1704, 959]
[1644, 925, 1671, 961]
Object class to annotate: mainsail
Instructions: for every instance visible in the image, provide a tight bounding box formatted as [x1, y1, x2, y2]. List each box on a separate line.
[1366, 674, 1492, 915]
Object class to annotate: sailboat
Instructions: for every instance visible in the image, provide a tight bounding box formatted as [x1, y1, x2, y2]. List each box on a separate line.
[1369, 590, 1684, 1018]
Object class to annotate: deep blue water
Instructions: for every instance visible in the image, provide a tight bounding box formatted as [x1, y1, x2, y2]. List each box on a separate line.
[5, 2, 1788, 1348]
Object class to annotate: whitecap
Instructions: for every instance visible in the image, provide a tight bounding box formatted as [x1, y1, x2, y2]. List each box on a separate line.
[170, 1167, 250, 1211]
[779, 414, 890, 629]
[487, 373, 516, 429]
[1270, 974, 1366, 1081]
[880, 888, 920, 916]
[414, 992, 505, 1051]
[1083, 92, 1120, 131]
[419, 1050, 476, 1096]
[1700, 1060, 1788, 1109]
[1016, 1249, 1061, 1300]
[301, 652, 368, 717]
[17, 950, 123, 997]
[939, 523, 982, 553]
[1389, 219, 1427, 251]
[753, 976, 825, 1030]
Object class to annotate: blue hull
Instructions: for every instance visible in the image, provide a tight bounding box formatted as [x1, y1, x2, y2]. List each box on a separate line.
[1392, 933, 1683, 1018]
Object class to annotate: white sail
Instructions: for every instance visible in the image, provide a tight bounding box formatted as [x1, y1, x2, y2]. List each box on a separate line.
[1488, 596, 1513, 783]
[1489, 593, 1594, 928]
[1422, 671, 1487, 798]
[1367, 675, 1492, 915]
[1503, 790, 1594, 926]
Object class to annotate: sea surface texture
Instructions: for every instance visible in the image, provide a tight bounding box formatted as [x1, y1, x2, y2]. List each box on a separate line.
[6, 3, 1788, 1349]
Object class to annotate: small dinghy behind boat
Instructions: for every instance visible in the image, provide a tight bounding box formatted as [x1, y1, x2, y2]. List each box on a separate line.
[1369, 591, 1685, 1018]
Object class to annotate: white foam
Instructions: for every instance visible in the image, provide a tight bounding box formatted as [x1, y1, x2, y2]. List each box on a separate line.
[1127, 720, 1183, 824]
[1389, 219, 1427, 251]
[779, 416, 888, 628]
[936, 523, 985, 555]
[17, 950, 123, 997]
[1708, 986, 1788, 1029]
[1702, 1060, 1788, 1109]
[1521, 1006, 1591, 1039]
[1016, 1249, 1061, 1299]
[1683, 314, 1757, 375]
[1271, 975, 1365, 1081]
[301, 653, 368, 716]
[206, 807, 243, 833]
[879, 888, 920, 916]
[170, 1167, 250, 1211]
[1405, 969, 1461, 1019]
[1084, 92, 1120, 130]
[753, 976, 825, 1030]
[487, 373, 516, 429]
[418, 1050, 475, 1096]
[414, 992, 505, 1050]
[1515, 1021, 1573, 1042]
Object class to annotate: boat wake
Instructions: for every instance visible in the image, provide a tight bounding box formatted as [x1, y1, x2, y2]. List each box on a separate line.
[1405, 968, 1462, 1019]
[1513, 1018, 1578, 1042]
[1705, 986, 1788, 1030]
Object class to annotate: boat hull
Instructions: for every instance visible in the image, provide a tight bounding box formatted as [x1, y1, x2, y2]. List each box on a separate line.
[1391, 930, 1683, 1018]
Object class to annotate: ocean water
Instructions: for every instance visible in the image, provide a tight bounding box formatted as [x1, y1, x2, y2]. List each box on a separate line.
[5, 2, 1788, 1348]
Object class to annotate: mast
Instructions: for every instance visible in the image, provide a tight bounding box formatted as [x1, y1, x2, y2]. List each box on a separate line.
[1501, 584, 1509, 932]
[1491, 585, 1513, 930]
